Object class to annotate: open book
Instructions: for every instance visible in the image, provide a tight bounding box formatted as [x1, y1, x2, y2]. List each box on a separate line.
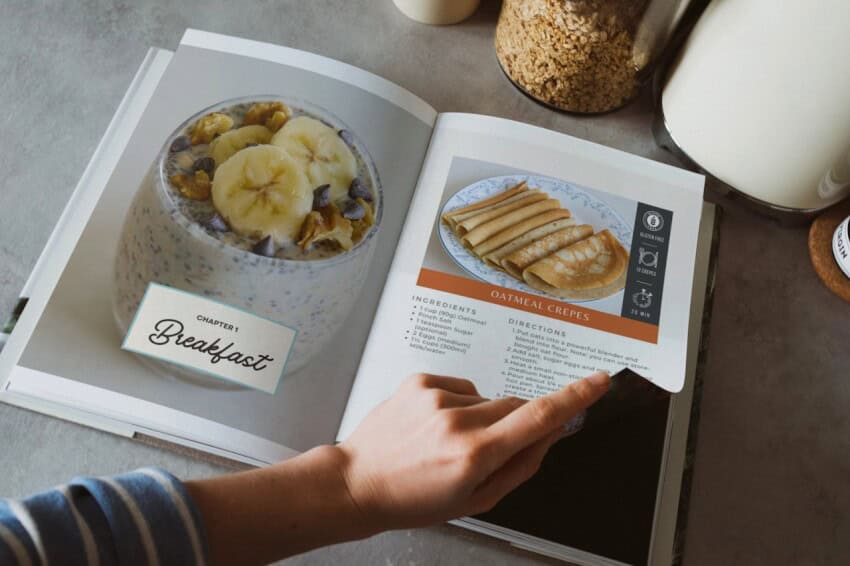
[0, 30, 717, 566]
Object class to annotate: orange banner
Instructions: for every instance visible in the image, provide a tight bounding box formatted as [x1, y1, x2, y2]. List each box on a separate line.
[417, 268, 658, 343]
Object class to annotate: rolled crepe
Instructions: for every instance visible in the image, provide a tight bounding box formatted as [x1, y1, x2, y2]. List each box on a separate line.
[502, 224, 595, 279]
[450, 190, 543, 229]
[455, 192, 548, 236]
[470, 208, 572, 257]
[522, 230, 629, 300]
[441, 181, 527, 226]
[463, 200, 563, 249]
[483, 218, 576, 269]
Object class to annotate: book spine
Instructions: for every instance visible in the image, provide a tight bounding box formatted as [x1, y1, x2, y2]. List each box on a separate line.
[670, 208, 722, 565]
[0, 298, 28, 352]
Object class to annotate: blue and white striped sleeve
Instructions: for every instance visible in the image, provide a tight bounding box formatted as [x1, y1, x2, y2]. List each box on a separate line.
[0, 467, 208, 566]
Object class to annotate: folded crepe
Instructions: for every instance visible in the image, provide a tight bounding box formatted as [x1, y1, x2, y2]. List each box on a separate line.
[522, 230, 629, 300]
[441, 181, 527, 228]
[454, 191, 547, 236]
[502, 224, 595, 279]
[483, 218, 576, 270]
[462, 199, 562, 249]
[470, 208, 572, 257]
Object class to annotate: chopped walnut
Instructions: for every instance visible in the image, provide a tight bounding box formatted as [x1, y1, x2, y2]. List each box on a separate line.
[358, 198, 375, 224]
[169, 170, 211, 200]
[351, 198, 375, 241]
[265, 110, 290, 132]
[297, 205, 353, 250]
[190, 112, 234, 145]
[244, 102, 292, 132]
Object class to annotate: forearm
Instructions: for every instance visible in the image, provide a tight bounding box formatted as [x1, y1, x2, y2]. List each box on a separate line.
[186, 445, 371, 566]
[1, 373, 607, 566]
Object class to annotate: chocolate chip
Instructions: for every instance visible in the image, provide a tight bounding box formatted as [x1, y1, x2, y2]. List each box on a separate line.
[338, 129, 356, 147]
[207, 213, 228, 232]
[313, 184, 331, 210]
[252, 235, 276, 257]
[348, 178, 372, 201]
[342, 200, 366, 220]
[192, 156, 215, 177]
[169, 136, 191, 152]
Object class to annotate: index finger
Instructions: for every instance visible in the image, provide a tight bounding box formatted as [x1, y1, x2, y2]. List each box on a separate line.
[485, 372, 610, 456]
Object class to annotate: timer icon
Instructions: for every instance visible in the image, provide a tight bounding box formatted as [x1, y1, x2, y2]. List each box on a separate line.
[632, 288, 653, 309]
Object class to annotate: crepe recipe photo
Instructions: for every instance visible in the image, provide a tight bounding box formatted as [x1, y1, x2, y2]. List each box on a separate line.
[441, 181, 630, 300]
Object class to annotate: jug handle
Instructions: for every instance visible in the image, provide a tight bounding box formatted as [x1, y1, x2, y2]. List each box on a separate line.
[819, 148, 850, 201]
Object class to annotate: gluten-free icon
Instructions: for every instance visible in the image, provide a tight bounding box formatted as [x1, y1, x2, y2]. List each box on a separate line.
[642, 210, 664, 232]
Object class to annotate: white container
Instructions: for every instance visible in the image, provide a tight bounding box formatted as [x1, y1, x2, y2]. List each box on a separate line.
[392, 0, 480, 25]
[659, 0, 850, 215]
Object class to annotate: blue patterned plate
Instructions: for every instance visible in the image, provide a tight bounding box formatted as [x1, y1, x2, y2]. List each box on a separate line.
[437, 175, 632, 304]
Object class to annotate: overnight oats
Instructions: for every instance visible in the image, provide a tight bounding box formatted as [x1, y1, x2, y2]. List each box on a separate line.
[113, 96, 382, 387]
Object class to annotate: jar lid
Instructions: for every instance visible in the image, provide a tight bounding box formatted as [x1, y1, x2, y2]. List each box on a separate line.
[809, 202, 850, 303]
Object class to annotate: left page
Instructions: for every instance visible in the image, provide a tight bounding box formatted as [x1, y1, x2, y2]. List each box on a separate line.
[0, 30, 436, 463]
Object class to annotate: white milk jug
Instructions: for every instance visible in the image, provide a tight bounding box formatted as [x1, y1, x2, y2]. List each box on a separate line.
[659, 0, 850, 215]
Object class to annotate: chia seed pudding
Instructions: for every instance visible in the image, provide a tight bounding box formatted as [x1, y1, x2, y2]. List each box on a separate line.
[112, 96, 382, 388]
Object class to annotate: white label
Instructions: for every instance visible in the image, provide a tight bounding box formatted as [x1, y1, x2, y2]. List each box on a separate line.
[122, 283, 296, 393]
[832, 216, 850, 279]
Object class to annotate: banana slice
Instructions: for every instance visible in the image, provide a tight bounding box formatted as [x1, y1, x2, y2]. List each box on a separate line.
[211, 145, 312, 245]
[209, 125, 273, 167]
[271, 116, 357, 201]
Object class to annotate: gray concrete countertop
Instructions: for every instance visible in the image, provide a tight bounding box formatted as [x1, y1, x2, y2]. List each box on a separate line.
[1, 1, 848, 564]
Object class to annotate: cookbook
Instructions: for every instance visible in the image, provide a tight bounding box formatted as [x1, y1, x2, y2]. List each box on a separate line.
[0, 30, 717, 566]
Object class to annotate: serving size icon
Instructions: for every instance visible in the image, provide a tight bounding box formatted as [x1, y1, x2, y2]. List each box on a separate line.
[638, 247, 659, 268]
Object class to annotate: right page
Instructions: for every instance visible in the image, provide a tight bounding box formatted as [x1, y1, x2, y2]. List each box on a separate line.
[339, 113, 704, 438]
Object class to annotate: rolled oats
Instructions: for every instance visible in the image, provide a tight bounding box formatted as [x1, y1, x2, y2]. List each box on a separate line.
[496, 0, 649, 113]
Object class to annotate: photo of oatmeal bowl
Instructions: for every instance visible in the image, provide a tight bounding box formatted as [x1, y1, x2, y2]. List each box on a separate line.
[113, 96, 382, 388]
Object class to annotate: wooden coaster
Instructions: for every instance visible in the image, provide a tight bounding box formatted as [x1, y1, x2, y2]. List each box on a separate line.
[809, 200, 850, 303]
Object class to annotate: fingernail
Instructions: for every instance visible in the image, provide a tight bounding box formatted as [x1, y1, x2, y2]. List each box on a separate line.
[586, 371, 610, 390]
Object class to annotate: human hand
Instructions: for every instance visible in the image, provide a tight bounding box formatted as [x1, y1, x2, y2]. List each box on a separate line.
[187, 371, 609, 565]
[335, 371, 610, 532]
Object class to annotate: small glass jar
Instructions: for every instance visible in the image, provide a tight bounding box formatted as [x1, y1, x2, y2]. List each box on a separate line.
[495, 0, 691, 114]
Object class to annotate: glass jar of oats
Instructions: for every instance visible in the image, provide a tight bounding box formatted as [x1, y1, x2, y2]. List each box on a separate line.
[495, 0, 691, 114]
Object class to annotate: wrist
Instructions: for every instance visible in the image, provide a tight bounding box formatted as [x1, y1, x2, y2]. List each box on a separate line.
[284, 444, 382, 540]
[296, 445, 382, 542]
[187, 444, 380, 565]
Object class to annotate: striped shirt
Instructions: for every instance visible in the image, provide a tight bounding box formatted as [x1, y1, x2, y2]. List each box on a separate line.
[0, 468, 208, 565]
